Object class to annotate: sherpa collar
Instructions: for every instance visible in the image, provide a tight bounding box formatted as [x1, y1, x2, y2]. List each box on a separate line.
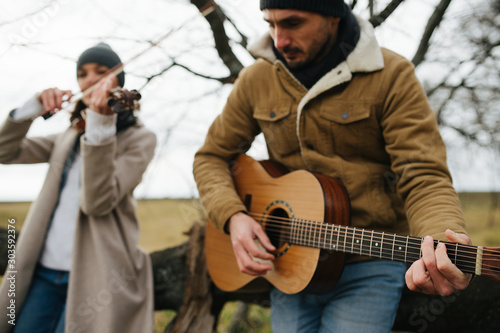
[247, 13, 384, 74]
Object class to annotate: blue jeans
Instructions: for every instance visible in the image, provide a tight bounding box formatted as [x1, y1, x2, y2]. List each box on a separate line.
[270, 260, 406, 333]
[14, 264, 69, 333]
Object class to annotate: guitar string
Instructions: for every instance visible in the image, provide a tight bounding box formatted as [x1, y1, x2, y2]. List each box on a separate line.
[247, 212, 500, 275]
[250, 212, 498, 260]
[256, 217, 500, 277]
[258, 229, 500, 277]
[247, 211, 482, 255]
[248, 211, 500, 256]
[259, 221, 483, 265]
[255, 217, 500, 276]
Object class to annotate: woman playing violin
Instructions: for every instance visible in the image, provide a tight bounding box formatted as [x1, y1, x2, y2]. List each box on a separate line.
[0, 43, 156, 333]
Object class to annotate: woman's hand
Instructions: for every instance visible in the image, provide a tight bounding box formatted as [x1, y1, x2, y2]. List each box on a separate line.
[37, 88, 73, 117]
[87, 75, 115, 115]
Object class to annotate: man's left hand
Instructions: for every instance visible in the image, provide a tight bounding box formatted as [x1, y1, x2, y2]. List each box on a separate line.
[405, 229, 472, 296]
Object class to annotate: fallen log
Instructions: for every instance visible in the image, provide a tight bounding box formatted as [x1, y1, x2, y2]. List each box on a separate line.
[1, 224, 499, 332]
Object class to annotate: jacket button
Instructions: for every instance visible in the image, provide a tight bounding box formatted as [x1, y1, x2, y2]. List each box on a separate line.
[270, 111, 276, 118]
[341, 112, 349, 119]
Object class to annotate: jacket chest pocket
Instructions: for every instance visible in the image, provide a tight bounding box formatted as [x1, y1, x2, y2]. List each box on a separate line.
[319, 103, 379, 157]
[254, 103, 299, 157]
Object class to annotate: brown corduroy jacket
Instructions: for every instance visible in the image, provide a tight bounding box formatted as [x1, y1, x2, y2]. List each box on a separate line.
[193, 15, 467, 256]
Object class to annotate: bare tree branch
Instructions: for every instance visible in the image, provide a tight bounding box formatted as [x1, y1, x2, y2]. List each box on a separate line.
[190, 0, 244, 83]
[0, 1, 58, 27]
[138, 63, 176, 90]
[369, 0, 406, 28]
[172, 62, 236, 84]
[136, 57, 235, 86]
[222, 12, 249, 49]
[412, 0, 453, 67]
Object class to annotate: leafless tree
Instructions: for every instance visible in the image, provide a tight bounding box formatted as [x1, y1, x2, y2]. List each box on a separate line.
[185, 0, 499, 226]
[189, 2, 498, 137]
[418, 0, 500, 225]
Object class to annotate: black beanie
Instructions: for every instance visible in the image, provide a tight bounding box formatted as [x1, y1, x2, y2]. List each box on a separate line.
[260, 0, 347, 17]
[77, 43, 125, 87]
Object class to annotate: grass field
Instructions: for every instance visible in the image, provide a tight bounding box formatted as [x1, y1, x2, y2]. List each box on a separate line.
[1, 192, 499, 332]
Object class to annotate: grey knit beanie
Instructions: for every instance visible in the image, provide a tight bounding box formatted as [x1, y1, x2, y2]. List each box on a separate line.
[260, 0, 347, 17]
[77, 42, 125, 87]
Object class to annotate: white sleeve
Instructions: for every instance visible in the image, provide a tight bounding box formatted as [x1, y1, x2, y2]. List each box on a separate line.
[11, 94, 44, 121]
[83, 109, 117, 145]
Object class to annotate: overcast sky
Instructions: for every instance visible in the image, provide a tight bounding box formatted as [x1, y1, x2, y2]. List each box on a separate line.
[0, 0, 497, 202]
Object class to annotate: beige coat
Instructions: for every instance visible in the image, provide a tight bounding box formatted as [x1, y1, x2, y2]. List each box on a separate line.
[193, 15, 467, 253]
[0, 115, 156, 332]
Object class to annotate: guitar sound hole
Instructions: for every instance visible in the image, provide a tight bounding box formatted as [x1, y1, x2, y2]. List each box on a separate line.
[264, 208, 290, 257]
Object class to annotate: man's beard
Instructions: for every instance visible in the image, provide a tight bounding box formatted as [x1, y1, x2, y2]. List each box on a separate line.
[279, 46, 304, 69]
[280, 33, 335, 70]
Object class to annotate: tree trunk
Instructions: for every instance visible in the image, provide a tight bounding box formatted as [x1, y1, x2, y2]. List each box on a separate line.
[168, 222, 215, 333]
[149, 222, 269, 332]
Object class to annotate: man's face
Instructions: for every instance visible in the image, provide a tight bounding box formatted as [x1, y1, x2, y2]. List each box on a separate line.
[263, 9, 341, 69]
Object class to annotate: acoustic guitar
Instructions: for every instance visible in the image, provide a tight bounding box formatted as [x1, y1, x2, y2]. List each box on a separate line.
[205, 154, 500, 295]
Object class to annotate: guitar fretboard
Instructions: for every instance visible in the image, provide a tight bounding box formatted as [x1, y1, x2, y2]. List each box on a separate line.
[289, 220, 477, 275]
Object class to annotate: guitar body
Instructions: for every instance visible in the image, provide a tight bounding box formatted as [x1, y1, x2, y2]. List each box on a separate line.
[205, 154, 350, 294]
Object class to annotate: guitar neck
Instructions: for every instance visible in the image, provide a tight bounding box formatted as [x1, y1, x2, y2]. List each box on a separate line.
[289, 221, 481, 276]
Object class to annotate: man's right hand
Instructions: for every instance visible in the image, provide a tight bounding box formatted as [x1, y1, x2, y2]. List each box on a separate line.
[228, 211, 276, 276]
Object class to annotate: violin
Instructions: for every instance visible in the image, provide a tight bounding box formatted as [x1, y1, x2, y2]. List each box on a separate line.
[41, 63, 141, 132]
[43, 87, 141, 118]
[107, 88, 141, 114]
[64, 87, 141, 132]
